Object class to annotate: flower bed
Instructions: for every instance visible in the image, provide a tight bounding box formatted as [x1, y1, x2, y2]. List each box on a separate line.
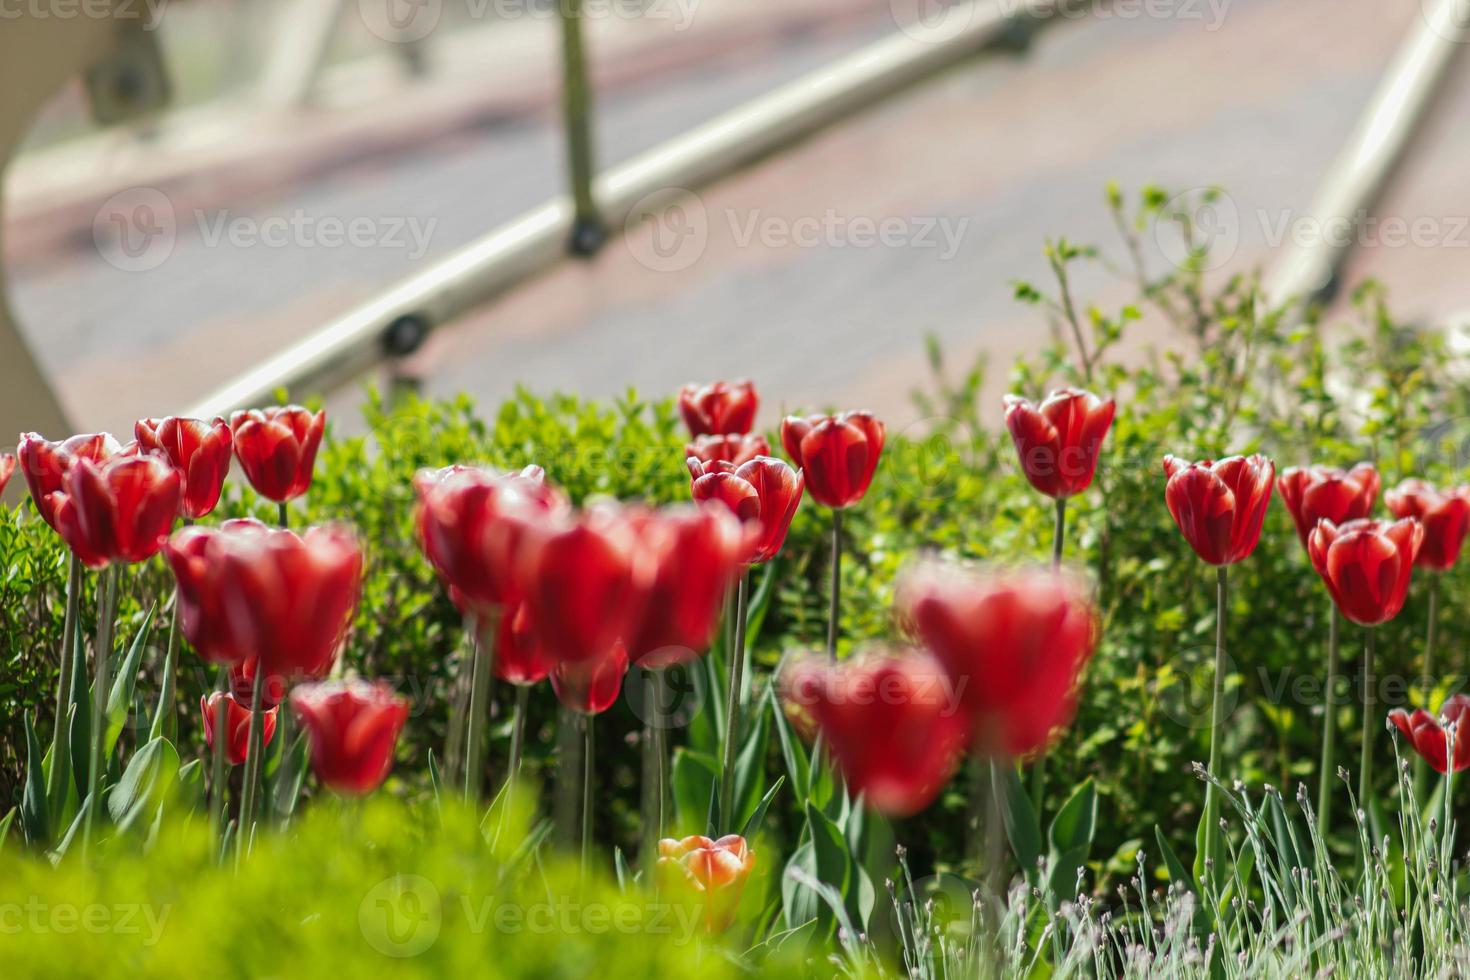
[2, 188, 1469, 974]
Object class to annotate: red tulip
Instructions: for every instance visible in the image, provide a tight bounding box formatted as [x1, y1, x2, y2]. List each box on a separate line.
[48, 452, 182, 568]
[1384, 480, 1470, 571]
[1307, 518, 1423, 626]
[291, 680, 409, 795]
[1276, 463, 1380, 548]
[229, 657, 287, 709]
[551, 641, 629, 715]
[200, 692, 278, 766]
[656, 835, 756, 933]
[1003, 388, 1115, 499]
[1389, 694, 1470, 775]
[780, 648, 968, 816]
[780, 411, 885, 509]
[623, 504, 746, 669]
[135, 416, 233, 518]
[686, 433, 770, 468]
[1162, 454, 1275, 566]
[415, 464, 567, 614]
[229, 406, 325, 502]
[515, 504, 652, 664]
[165, 519, 362, 678]
[0, 453, 14, 497]
[494, 602, 555, 687]
[16, 432, 121, 529]
[688, 456, 804, 564]
[679, 380, 758, 437]
[898, 564, 1097, 757]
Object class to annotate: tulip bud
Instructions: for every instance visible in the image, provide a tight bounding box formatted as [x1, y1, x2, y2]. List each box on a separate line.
[1384, 479, 1470, 571]
[1307, 518, 1423, 626]
[550, 642, 629, 715]
[656, 835, 756, 933]
[201, 692, 278, 766]
[1162, 455, 1275, 566]
[780, 411, 884, 510]
[49, 452, 182, 568]
[1002, 388, 1115, 499]
[291, 680, 409, 795]
[0, 453, 14, 497]
[16, 431, 121, 529]
[1276, 463, 1380, 548]
[135, 416, 233, 519]
[229, 406, 325, 503]
[686, 433, 770, 468]
[678, 380, 758, 437]
[689, 456, 804, 565]
[1388, 695, 1470, 774]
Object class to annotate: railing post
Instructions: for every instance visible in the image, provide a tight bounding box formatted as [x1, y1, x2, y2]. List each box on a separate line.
[558, 0, 604, 256]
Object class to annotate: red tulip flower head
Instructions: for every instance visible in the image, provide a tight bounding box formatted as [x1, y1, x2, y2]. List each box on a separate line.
[551, 641, 629, 715]
[780, 411, 885, 509]
[1276, 463, 1380, 548]
[515, 503, 653, 664]
[291, 680, 409, 795]
[135, 416, 233, 518]
[1003, 388, 1116, 499]
[1389, 694, 1470, 775]
[1384, 479, 1470, 571]
[1162, 455, 1275, 566]
[623, 503, 746, 668]
[780, 648, 968, 816]
[16, 431, 121, 529]
[679, 380, 758, 437]
[656, 835, 756, 933]
[495, 602, 556, 687]
[48, 451, 182, 568]
[415, 464, 568, 614]
[165, 519, 362, 678]
[688, 456, 804, 564]
[229, 405, 325, 502]
[686, 433, 770, 468]
[898, 563, 1098, 757]
[201, 692, 278, 766]
[0, 453, 14, 497]
[1307, 518, 1423, 626]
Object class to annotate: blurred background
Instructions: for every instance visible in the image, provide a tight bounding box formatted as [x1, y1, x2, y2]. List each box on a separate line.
[4, 0, 1470, 444]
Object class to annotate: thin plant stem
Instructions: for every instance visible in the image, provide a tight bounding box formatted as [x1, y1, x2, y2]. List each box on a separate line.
[81, 565, 118, 859]
[235, 661, 267, 868]
[271, 687, 295, 827]
[581, 713, 595, 879]
[507, 684, 530, 788]
[1414, 575, 1440, 801]
[463, 612, 499, 805]
[1318, 604, 1341, 839]
[277, 501, 289, 529]
[827, 509, 843, 659]
[1203, 564, 1228, 869]
[1359, 628, 1376, 805]
[46, 554, 83, 825]
[1031, 497, 1068, 811]
[154, 599, 182, 744]
[655, 669, 668, 838]
[209, 667, 229, 847]
[720, 570, 750, 830]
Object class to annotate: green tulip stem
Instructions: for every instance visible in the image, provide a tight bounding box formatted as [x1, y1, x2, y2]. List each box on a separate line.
[236, 661, 268, 868]
[1359, 628, 1376, 805]
[507, 683, 530, 795]
[826, 509, 843, 660]
[277, 501, 289, 529]
[1415, 575, 1441, 801]
[209, 667, 229, 847]
[1052, 496, 1067, 569]
[1317, 604, 1341, 838]
[1030, 497, 1069, 812]
[46, 554, 83, 829]
[463, 612, 499, 807]
[720, 569, 750, 831]
[581, 713, 595, 880]
[81, 564, 118, 860]
[1202, 564, 1228, 869]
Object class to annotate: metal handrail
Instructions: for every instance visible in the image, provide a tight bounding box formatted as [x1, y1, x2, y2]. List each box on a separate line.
[183, 0, 1065, 420]
[1263, 0, 1468, 307]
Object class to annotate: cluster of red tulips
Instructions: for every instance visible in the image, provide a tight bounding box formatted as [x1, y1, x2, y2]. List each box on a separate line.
[12, 408, 408, 861]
